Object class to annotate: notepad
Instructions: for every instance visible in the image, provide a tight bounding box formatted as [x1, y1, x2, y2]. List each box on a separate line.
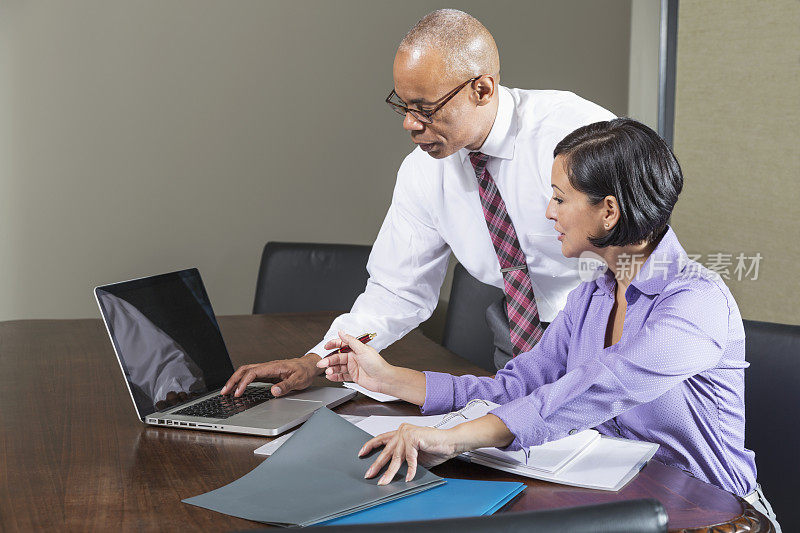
[354, 399, 659, 492]
[322, 478, 526, 525]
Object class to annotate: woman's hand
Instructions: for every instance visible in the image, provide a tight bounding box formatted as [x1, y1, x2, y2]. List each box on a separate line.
[359, 414, 516, 485]
[316, 331, 396, 395]
[359, 424, 463, 485]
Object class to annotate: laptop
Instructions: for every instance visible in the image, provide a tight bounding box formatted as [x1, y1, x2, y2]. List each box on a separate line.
[95, 268, 355, 436]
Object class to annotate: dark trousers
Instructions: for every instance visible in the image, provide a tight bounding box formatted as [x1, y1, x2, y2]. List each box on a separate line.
[486, 298, 549, 370]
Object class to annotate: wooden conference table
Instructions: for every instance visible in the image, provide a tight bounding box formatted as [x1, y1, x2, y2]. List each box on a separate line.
[1, 312, 769, 532]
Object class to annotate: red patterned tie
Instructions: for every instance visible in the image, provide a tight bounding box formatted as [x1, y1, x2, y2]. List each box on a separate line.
[469, 152, 544, 355]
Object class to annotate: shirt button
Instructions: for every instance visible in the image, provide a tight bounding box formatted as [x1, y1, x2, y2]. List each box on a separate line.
[569, 429, 577, 435]
[615, 428, 622, 435]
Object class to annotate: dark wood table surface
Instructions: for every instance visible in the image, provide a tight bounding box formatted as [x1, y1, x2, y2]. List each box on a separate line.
[1, 313, 768, 531]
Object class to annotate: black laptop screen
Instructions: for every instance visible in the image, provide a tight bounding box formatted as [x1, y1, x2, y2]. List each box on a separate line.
[96, 269, 235, 418]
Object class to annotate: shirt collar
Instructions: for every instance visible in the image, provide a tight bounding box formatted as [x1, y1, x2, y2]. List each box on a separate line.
[594, 226, 688, 297]
[459, 86, 517, 163]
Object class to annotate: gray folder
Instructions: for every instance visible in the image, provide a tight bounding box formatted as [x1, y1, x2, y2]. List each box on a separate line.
[183, 407, 445, 527]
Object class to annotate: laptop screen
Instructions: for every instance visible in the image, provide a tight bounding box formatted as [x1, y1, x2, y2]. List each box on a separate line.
[95, 269, 235, 419]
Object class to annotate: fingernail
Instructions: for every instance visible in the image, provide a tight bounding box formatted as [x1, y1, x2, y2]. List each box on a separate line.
[273, 387, 281, 395]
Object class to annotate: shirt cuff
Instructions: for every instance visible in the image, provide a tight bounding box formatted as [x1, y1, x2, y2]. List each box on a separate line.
[489, 396, 548, 451]
[421, 371, 455, 414]
[306, 339, 334, 359]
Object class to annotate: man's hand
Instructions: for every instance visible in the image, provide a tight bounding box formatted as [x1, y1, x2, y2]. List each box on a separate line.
[316, 331, 396, 395]
[221, 353, 322, 397]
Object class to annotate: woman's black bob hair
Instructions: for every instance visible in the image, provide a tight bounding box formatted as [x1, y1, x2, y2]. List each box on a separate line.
[553, 118, 683, 247]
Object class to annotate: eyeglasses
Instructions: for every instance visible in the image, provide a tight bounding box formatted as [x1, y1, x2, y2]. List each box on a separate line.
[385, 76, 481, 124]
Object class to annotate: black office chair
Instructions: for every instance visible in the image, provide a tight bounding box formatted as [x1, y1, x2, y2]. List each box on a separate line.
[294, 499, 668, 533]
[442, 263, 504, 371]
[252, 242, 371, 314]
[743, 319, 800, 531]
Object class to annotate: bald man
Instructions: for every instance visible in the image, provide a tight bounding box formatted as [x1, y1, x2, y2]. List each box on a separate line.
[222, 9, 614, 398]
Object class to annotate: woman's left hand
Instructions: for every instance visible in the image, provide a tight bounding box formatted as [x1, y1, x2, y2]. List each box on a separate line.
[359, 424, 463, 485]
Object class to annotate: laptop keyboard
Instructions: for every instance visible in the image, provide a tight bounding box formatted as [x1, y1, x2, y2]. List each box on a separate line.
[173, 388, 274, 419]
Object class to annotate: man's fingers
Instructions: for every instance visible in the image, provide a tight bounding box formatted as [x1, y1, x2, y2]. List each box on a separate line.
[221, 365, 252, 394]
[234, 368, 260, 397]
[271, 375, 301, 397]
[229, 362, 290, 396]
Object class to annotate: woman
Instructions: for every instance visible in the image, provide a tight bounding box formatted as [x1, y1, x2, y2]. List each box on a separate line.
[317, 119, 778, 529]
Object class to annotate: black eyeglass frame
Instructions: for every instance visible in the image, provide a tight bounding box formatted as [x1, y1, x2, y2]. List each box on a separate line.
[385, 76, 482, 124]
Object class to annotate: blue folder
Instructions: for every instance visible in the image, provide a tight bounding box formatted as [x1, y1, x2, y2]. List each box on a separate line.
[322, 478, 526, 526]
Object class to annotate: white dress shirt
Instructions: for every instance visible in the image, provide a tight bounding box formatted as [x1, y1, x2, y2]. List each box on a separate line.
[308, 87, 615, 357]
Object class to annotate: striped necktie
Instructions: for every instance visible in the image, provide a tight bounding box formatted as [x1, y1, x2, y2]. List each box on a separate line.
[469, 152, 544, 355]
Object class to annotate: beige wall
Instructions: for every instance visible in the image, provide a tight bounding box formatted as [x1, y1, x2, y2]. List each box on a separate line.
[0, 0, 633, 323]
[671, 1, 800, 325]
[627, 0, 660, 130]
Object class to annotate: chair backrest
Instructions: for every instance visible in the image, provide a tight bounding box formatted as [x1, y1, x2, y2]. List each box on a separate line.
[743, 319, 800, 531]
[299, 499, 668, 533]
[252, 242, 371, 314]
[442, 263, 504, 371]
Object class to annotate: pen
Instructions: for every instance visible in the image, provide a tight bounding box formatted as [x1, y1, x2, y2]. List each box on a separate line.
[328, 333, 377, 355]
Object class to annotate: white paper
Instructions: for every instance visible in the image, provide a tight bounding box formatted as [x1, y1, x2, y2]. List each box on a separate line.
[253, 414, 366, 456]
[355, 414, 446, 437]
[473, 430, 600, 473]
[343, 382, 400, 402]
[433, 400, 601, 474]
[467, 437, 658, 491]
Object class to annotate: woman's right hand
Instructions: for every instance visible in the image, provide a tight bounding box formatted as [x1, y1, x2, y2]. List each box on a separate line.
[316, 331, 396, 394]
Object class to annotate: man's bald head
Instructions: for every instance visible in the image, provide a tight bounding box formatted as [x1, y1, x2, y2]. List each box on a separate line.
[398, 9, 499, 82]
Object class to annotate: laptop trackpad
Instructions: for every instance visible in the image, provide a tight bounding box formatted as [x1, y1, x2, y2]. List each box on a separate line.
[229, 398, 323, 426]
